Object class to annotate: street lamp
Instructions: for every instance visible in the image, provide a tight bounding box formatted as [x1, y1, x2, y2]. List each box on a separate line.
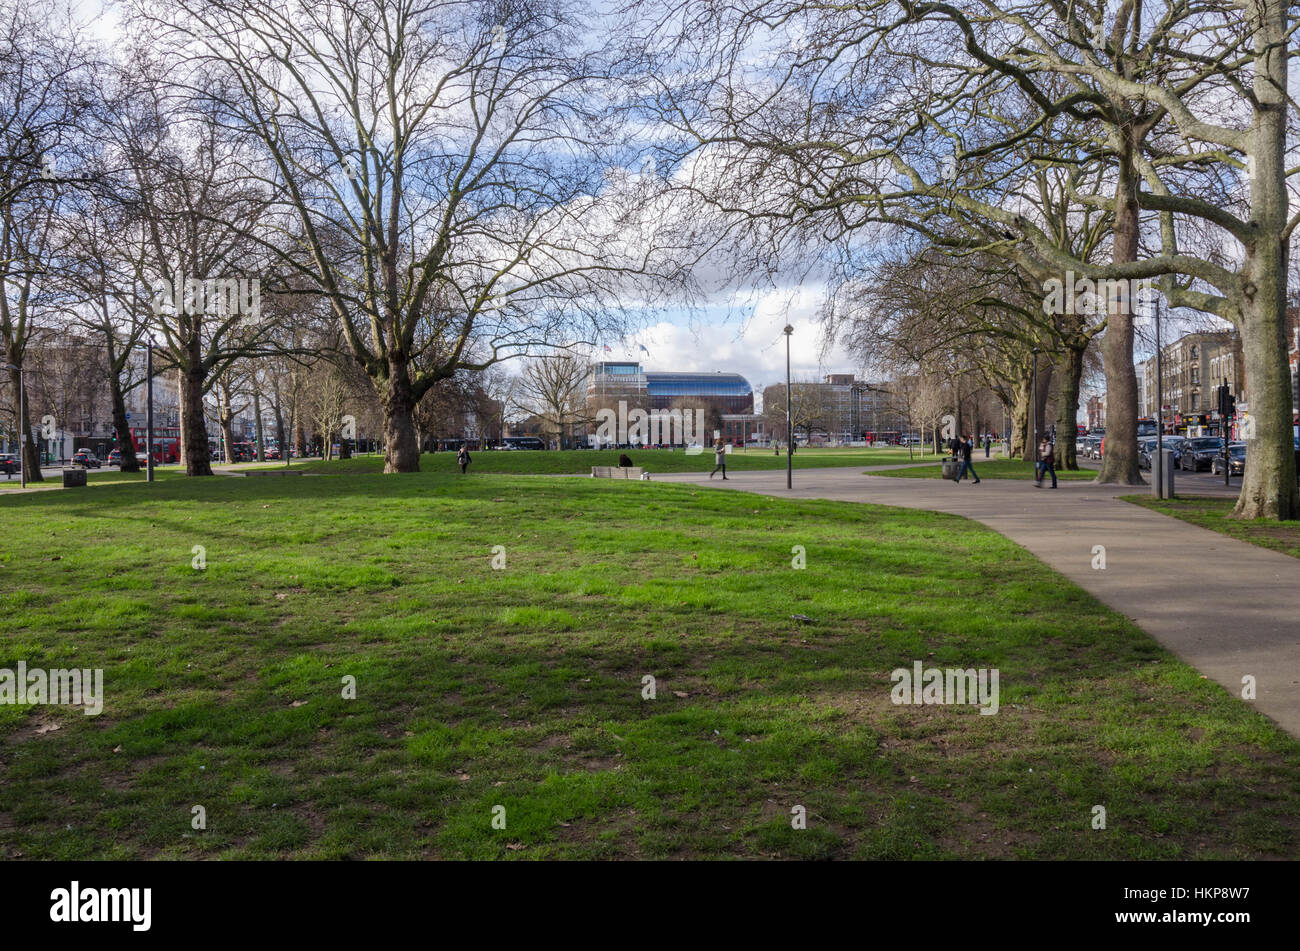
[145, 336, 155, 483]
[783, 324, 793, 490]
[1031, 347, 1040, 462]
[1154, 295, 1165, 498]
[2, 362, 25, 489]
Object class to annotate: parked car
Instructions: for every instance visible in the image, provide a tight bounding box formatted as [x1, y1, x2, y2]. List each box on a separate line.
[0, 453, 19, 475]
[1211, 442, 1246, 476]
[1075, 435, 1089, 456]
[72, 449, 102, 469]
[107, 448, 122, 466]
[1180, 436, 1225, 472]
[1081, 436, 1102, 459]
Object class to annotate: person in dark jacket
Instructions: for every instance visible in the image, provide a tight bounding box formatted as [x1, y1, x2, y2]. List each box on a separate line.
[1035, 437, 1057, 488]
[457, 445, 471, 474]
[618, 452, 634, 467]
[956, 434, 981, 484]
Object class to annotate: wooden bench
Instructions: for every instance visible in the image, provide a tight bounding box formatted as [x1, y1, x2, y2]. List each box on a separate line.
[591, 466, 646, 480]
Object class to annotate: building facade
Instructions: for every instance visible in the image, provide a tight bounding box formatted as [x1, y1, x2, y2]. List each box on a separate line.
[1139, 330, 1244, 434]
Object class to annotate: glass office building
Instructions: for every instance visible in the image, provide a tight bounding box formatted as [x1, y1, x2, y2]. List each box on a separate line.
[587, 362, 754, 414]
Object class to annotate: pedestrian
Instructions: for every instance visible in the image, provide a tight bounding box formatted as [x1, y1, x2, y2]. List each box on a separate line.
[983, 433, 991, 458]
[709, 437, 729, 480]
[618, 452, 634, 468]
[1035, 436, 1057, 488]
[956, 433, 981, 484]
[457, 445, 471, 474]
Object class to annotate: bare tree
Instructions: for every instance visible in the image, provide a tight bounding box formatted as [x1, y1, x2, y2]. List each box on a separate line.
[514, 353, 592, 449]
[139, 0, 686, 473]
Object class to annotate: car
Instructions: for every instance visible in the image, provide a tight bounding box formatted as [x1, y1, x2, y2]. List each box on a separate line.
[72, 449, 102, 469]
[1211, 443, 1246, 476]
[107, 449, 122, 466]
[1138, 437, 1184, 471]
[1081, 436, 1102, 459]
[0, 453, 19, 475]
[1180, 436, 1225, 472]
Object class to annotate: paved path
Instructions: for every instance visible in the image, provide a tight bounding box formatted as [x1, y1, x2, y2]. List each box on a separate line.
[651, 466, 1300, 739]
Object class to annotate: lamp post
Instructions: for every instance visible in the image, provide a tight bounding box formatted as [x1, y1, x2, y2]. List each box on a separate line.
[1031, 347, 1040, 462]
[145, 336, 155, 483]
[2, 362, 25, 488]
[784, 324, 793, 490]
[1155, 296, 1165, 499]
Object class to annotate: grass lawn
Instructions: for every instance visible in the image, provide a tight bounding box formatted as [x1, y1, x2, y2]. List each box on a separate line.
[0, 468, 190, 492]
[1125, 495, 1300, 560]
[240, 445, 933, 477]
[871, 457, 1097, 481]
[2, 472, 1297, 860]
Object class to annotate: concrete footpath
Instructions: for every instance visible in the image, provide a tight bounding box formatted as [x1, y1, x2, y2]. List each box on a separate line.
[652, 466, 1300, 740]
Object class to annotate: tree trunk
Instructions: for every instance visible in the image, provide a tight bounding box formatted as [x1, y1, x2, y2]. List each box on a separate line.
[109, 378, 140, 472]
[1009, 376, 1031, 460]
[381, 359, 421, 473]
[1096, 131, 1143, 485]
[221, 413, 236, 464]
[179, 362, 213, 476]
[1233, 0, 1297, 519]
[253, 386, 265, 462]
[7, 365, 43, 481]
[1055, 345, 1084, 470]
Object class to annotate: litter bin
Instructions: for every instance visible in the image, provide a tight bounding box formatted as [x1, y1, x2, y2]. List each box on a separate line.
[61, 467, 87, 488]
[941, 458, 959, 481]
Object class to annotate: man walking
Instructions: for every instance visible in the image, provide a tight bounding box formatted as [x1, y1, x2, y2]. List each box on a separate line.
[956, 434, 981, 484]
[1034, 437, 1057, 488]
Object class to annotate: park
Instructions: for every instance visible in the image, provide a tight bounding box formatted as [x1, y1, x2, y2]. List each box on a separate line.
[3, 447, 1299, 860]
[2, 0, 1300, 901]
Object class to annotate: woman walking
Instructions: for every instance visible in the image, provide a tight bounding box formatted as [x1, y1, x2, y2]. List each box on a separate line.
[709, 438, 729, 480]
[457, 445, 471, 474]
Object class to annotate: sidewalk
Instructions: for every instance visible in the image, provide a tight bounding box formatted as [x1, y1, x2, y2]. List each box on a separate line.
[653, 466, 1300, 739]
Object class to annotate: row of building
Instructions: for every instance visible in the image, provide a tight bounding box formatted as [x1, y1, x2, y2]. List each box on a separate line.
[584, 361, 911, 446]
[1087, 326, 1296, 438]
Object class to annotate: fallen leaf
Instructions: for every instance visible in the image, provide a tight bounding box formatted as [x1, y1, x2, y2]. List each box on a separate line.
[275, 592, 288, 600]
[672, 691, 688, 698]
[35, 722, 60, 735]
[112, 745, 122, 753]
[290, 700, 308, 708]
[505, 842, 525, 850]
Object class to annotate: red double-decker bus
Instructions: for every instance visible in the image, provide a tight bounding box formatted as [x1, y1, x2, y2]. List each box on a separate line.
[128, 427, 180, 464]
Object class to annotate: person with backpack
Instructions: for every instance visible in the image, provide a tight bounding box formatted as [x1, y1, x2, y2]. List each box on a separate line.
[1035, 437, 1057, 488]
[457, 445, 471, 474]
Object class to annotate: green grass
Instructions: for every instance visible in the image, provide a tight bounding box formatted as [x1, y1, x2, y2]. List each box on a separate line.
[0, 467, 190, 492]
[1, 472, 1297, 859]
[240, 446, 930, 477]
[1125, 495, 1300, 560]
[871, 457, 1098, 481]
